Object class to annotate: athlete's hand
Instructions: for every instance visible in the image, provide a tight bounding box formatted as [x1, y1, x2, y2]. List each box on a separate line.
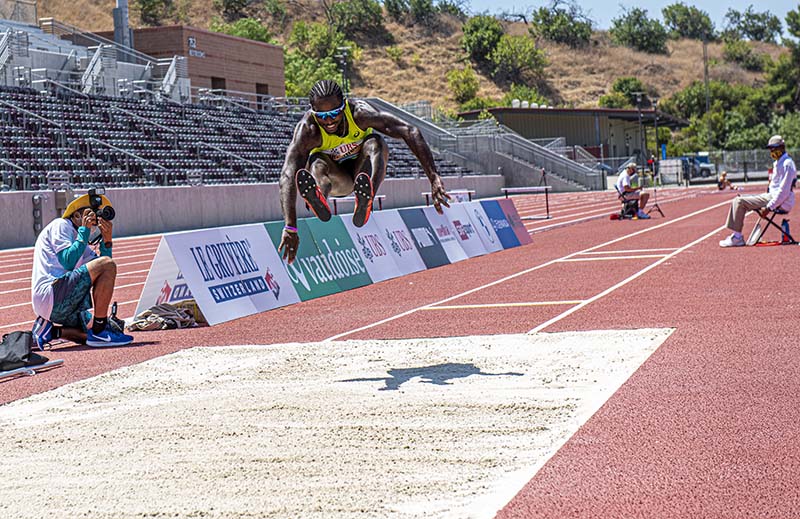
[431, 177, 451, 214]
[279, 230, 300, 264]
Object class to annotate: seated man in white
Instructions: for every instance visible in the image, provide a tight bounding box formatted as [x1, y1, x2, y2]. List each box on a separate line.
[720, 135, 796, 247]
[616, 163, 651, 219]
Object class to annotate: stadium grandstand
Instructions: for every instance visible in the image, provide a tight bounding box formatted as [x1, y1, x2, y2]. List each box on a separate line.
[0, 0, 606, 248]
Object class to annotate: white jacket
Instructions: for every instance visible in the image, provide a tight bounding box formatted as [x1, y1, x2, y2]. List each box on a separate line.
[768, 153, 796, 212]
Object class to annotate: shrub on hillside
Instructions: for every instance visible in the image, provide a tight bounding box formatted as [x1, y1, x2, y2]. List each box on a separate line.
[722, 38, 767, 72]
[662, 2, 715, 40]
[460, 96, 496, 112]
[210, 18, 276, 44]
[409, 0, 438, 28]
[598, 91, 631, 108]
[213, 0, 247, 21]
[609, 7, 669, 54]
[135, 0, 173, 26]
[384, 0, 409, 23]
[446, 65, 479, 103]
[329, 0, 385, 38]
[462, 15, 504, 65]
[723, 6, 782, 43]
[529, 0, 593, 48]
[284, 21, 358, 96]
[437, 0, 468, 20]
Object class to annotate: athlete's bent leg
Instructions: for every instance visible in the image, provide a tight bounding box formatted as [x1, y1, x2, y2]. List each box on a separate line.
[354, 134, 388, 194]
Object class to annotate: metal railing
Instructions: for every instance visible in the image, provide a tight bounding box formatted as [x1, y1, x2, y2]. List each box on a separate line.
[81, 45, 106, 94]
[39, 17, 158, 67]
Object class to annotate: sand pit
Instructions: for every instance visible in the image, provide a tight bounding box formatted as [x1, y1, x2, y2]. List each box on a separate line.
[0, 329, 672, 518]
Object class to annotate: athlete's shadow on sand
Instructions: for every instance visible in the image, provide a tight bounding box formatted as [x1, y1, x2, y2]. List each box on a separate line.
[341, 362, 523, 391]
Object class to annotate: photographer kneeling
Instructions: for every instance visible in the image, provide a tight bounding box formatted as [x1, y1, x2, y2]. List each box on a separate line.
[31, 190, 134, 349]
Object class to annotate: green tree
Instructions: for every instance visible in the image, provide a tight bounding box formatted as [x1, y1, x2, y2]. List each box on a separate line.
[460, 96, 496, 111]
[136, 0, 173, 26]
[329, 0, 385, 38]
[611, 76, 646, 105]
[446, 65, 479, 103]
[437, 0, 468, 19]
[724, 6, 782, 43]
[529, 0, 593, 48]
[661, 2, 715, 40]
[609, 7, 669, 54]
[284, 22, 358, 97]
[213, 0, 247, 21]
[209, 17, 276, 44]
[462, 14, 505, 65]
[409, 0, 438, 28]
[489, 34, 547, 82]
[384, 0, 409, 23]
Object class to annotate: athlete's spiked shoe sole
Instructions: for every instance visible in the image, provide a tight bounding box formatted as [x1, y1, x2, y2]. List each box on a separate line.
[296, 169, 331, 222]
[352, 173, 374, 228]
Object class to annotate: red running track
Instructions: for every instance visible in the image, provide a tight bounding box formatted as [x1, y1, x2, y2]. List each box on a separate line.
[2, 184, 798, 518]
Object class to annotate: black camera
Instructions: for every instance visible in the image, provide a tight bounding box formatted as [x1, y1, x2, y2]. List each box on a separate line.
[88, 187, 115, 221]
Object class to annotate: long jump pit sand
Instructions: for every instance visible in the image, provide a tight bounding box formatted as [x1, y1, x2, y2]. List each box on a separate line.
[0, 329, 672, 518]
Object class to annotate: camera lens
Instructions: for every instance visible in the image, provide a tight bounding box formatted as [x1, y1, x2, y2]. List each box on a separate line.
[99, 206, 115, 221]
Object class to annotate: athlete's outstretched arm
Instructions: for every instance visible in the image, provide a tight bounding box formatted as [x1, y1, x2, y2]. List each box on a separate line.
[278, 116, 319, 264]
[355, 102, 451, 213]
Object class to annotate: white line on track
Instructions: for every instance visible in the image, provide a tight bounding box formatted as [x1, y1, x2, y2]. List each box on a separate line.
[578, 248, 677, 255]
[0, 260, 153, 284]
[0, 251, 156, 277]
[0, 281, 146, 312]
[528, 224, 726, 334]
[556, 254, 667, 262]
[421, 301, 584, 310]
[322, 198, 731, 342]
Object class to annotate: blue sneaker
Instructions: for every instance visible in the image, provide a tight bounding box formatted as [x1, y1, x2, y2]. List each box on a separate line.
[32, 316, 53, 351]
[86, 324, 134, 348]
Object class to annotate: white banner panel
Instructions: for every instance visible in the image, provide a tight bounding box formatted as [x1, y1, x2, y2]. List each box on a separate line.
[163, 224, 300, 325]
[464, 202, 503, 253]
[134, 238, 188, 317]
[442, 204, 488, 258]
[341, 217, 403, 283]
[370, 210, 427, 275]
[422, 206, 468, 263]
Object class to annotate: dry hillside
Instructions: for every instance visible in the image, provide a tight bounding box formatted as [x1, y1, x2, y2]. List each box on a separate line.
[37, 0, 786, 110]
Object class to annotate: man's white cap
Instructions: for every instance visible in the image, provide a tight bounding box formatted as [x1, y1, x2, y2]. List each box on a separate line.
[766, 135, 785, 148]
[626, 162, 637, 170]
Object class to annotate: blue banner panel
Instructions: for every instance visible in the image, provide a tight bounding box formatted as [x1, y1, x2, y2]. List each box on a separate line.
[480, 201, 521, 249]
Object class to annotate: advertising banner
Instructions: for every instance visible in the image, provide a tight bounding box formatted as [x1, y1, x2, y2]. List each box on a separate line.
[441, 204, 488, 258]
[422, 206, 468, 263]
[464, 202, 503, 253]
[265, 220, 342, 301]
[304, 217, 373, 292]
[341, 216, 403, 283]
[497, 198, 532, 245]
[163, 224, 300, 325]
[370, 210, 427, 276]
[480, 200, 521, 249]
[134, 238, 189, 317]
[398, 208, 451, 269]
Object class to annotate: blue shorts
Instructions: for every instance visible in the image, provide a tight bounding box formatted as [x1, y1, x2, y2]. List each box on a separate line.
[50, 264, 93, 330]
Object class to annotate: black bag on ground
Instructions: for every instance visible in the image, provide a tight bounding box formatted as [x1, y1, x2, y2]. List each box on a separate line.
[0, 331, 49, 372]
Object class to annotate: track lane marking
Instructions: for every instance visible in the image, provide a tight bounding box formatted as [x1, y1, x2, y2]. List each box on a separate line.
[578, 248, 677, 255]
[556, 254, 668, 262]
[422, 301, 584, 310]
[528, 224, 727, 334]
[323, 198, 731, 342]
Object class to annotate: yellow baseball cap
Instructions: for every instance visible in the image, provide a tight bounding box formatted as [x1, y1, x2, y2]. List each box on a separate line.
[62, 193, 113, 218]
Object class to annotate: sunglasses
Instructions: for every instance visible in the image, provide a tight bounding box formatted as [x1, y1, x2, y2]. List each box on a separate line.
[312, 102, 345, 121]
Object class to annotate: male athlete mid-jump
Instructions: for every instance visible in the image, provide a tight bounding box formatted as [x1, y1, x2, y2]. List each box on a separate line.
[278, 79, 451, 264]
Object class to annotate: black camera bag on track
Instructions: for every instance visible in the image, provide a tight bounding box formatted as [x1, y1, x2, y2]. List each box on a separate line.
[0, 331, 49, 372]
